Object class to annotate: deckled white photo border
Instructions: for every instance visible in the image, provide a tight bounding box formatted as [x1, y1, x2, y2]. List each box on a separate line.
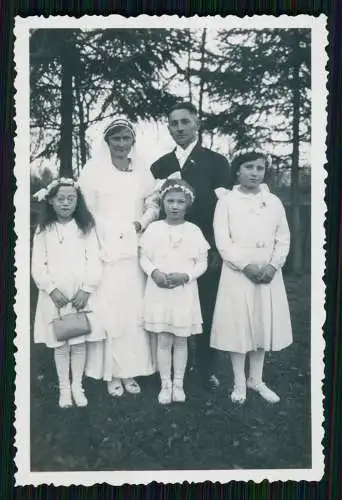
[14, 14, 327, 486]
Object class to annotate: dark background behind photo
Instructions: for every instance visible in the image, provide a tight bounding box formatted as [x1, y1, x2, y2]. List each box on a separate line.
[1, 0, 341, 499]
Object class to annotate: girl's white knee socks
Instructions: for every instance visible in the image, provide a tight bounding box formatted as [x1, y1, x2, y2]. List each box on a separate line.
[157, 333, 173, 384]
[248, 350, 265, 383]
[70, 343, 86, 388]
[54, 343, 87, 390]
[173, 336, 188, 386]
[230, 352, 247, 387]
[54, 344, 70, 390]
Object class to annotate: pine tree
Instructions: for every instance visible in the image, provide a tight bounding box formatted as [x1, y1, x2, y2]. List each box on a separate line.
[30, 28, 188, 176]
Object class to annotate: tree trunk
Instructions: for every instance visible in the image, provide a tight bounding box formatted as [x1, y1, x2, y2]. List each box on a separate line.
[75, 74, 87, 169]
[186, 29, 193, 102]
[75, 133, 80, 178]
[197, 28, 207, 145]
[59, 46, 73, 177]
[290, 42, 303, 274]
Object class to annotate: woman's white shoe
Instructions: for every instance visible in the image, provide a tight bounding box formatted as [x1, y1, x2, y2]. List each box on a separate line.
[107, 379, 124, 397]
[122, 378, 141, 394]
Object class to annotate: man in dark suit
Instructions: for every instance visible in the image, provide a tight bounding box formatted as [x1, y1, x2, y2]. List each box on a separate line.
[150, 102, 230, 388]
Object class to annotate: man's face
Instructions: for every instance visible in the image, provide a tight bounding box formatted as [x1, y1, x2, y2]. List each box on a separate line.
[168, 109, 199, 149]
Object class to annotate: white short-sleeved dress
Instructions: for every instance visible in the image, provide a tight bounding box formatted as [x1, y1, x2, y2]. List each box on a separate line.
[31, 220, 105, 348]
[210, 186, 293, 353]
[139, 220, 210, 337]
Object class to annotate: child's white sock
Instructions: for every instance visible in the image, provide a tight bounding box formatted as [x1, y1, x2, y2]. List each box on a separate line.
[157, 333, 173, 404]
[157, 333, 173, 385]
[54, 344, 72, 408]
[247, 350, 280, 403]
[71, 343, 86, 386]
[229, 352, 247, 403]
[173, 336, 188, 387]
[70, 343, 87, 407]
[54, 344, 71, 389]
[172, 336, 188, 403]
[230, 352, 247, 387]
[248, 350, 265, 383]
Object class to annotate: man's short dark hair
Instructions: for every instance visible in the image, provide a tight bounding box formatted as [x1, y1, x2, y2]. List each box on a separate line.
[168, 102, 198, 118]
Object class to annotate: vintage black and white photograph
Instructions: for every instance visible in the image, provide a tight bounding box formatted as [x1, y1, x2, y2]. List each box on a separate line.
[14, 15, 326, 485]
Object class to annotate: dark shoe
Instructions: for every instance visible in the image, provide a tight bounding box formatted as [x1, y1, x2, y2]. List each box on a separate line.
[207, 374, 220, 391]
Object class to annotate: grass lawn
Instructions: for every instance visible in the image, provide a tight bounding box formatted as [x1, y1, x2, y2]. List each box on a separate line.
[30, 273, 311, 471]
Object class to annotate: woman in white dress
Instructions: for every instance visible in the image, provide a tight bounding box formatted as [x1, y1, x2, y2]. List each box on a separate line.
[79, 118, 159, 397]
[210, 148, 293, 405]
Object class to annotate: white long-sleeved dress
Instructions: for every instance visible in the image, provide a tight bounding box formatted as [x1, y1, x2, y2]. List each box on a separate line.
[31, 220, 105, 348]
[140, 220, 210, 337]
[79, 159, 159, 380]
[210, 186, 293, 353]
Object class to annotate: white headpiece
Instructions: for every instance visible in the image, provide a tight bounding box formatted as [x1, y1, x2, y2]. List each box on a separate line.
[103, 118, 136, 142]
[33, 177, 79, 202]
[78, 119, 143, 197]
[232, 147, 272, 169]
[160, 183, 195, 203]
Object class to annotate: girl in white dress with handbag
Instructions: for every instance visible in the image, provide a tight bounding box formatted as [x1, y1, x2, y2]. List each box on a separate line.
[32, 178, 104, 408]
[79, 118, 158, 397]
[210, 149, 293, 405]
[140, 179, 210, 404]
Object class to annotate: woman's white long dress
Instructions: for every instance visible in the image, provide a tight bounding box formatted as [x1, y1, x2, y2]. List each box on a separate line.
[79, 155, 159, 380]
[32, 221, 105, 348]
[210, 186, 293, 354]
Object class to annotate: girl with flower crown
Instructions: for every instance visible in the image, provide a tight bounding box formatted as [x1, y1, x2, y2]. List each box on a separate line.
[31, 178, 105, 408]
[210, 149, 293, 405]
[139, 179, 210, 404]
[79, 118, 158, 397]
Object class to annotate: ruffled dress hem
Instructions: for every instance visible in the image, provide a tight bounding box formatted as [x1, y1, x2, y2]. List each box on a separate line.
[144, 321, 202, 337]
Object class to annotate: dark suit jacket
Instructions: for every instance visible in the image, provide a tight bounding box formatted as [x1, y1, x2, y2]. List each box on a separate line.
[150, 142, 230, 248]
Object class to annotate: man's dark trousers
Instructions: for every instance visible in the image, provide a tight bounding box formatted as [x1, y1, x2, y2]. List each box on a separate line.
[151, 142, 230, 379]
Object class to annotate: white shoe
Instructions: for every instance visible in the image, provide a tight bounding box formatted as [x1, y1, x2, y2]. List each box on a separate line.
[71, 383, 88, 407]
[122, 378, 141, 394]
[172, 381, 186, 403]
[247, 378, 280, 403]
[158, 381, 172, 405]
[58, 388, 72, 408]
[231, 384, 246, 404]
[107, 379, 124, 397]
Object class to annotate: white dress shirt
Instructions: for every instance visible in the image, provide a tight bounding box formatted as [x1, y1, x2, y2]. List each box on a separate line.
[174, 138, 227, 199]
[174, 139, 198, 169]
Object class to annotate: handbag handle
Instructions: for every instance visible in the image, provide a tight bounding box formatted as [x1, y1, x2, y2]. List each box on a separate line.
[56, 308, 92, 318]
